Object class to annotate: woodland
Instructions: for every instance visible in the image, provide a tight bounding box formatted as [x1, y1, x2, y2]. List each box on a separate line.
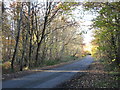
[1, 1, 120, 75]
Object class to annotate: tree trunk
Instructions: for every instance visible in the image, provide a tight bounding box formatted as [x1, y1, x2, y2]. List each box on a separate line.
[11, 4, 23, 71]
[35, 2, 51, 66]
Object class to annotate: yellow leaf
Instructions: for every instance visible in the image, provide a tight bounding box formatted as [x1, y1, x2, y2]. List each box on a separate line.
[112, 59, 116, 62]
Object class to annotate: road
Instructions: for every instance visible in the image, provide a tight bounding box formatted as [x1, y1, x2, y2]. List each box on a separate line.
[2, 55, 94, 88]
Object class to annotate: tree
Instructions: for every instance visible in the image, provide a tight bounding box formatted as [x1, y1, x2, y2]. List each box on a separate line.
[2, 1, 83, 72]
[11, 2, 23, 71]
[84, 2, 120, 68]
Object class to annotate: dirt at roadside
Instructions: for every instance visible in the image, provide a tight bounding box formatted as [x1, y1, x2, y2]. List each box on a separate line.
[57, 61, 119, 88]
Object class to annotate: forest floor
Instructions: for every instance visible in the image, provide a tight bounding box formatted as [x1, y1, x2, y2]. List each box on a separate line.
[57, 61, 120, 88]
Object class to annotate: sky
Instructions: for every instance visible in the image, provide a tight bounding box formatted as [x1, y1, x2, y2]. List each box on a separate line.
[72, 5, 97, 45]
[81, 14, 95, 45]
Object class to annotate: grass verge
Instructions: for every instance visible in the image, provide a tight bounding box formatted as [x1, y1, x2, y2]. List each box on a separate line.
[2, 56, 80, 81]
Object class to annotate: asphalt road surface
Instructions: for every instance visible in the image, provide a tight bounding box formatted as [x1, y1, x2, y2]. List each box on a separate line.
[2, 55, 94, 88]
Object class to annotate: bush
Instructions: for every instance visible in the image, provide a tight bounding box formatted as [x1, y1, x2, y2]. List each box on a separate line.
[2, 61, 11, 69]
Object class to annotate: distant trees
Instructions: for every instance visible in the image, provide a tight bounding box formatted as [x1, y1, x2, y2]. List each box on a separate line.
[84, 2, 120, 68]
[2, 1, 83, 72]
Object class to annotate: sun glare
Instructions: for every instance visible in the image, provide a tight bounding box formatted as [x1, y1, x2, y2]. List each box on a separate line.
[84, 43, 92, 53]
